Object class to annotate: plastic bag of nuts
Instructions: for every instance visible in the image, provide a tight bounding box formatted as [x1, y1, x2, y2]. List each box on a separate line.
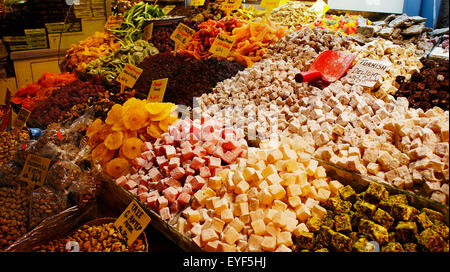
[45, 161, 81, 191]
[28, 186, 68, 229]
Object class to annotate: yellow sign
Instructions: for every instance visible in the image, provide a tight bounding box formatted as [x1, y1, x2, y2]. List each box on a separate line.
[221, 0, 242, 11]
[170, 23, 196, 46]
[308, 0, 330, 18]
[162, 5, 176, 15]
[147, 78, 168, 102]
[12, 107, 31, 130]
[144, 23, 153, 41]
[114, 200, 151, 246]
[190, 0, 205, 6]
[19, 154, 51, 188]
[116, 64, 143, 89]
[260, 0, 281, 12]
[209, 33, 236, 58]
[105, 15, 123, 30]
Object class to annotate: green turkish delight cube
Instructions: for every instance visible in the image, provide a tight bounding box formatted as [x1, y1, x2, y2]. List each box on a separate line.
[338, 185, 357, 202]
[364, 182, 389, 203]
[315, 226, 333, 247]
[348, 232, 359, 243]
[381, 242, 404, 252]
[353, 237, 375, 252]
[403, 243, 418, 252]
[395, 221, 418, 243]
[334, 213, 352, 233]
[324, 196, 341, 211]
[353, 200, 377, 218]
[358, 218, 389, 245]
[431, 222, 449, 239]
[418, 228, 448, 252]
[421, 208, 444, 223]
[335, 200, 352, 214]
[306, 216, 323, 233]
[379, 194, 408, 213]
[373, 208, 395, 229]
[414, 212, 434, 230]
[294, 231, 314, 250]
[330, 231, 353, 252]
[391, 204, 418, 221]
[322, 211, 335, 229]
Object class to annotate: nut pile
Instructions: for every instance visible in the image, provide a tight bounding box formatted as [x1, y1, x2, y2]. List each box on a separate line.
[0, 187, 30, 251]
[270, 1, 317, 30]
[29, 186, 68, 229]
[293, 182, 449, 252]
[395, 58, 449, 111]
[0, 130, 30, 167]
[31, 222, 146, 252]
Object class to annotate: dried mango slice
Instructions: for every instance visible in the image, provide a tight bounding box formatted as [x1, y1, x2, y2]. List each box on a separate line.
[86, 119, 104, 138]
[121, 137, 144, 160]
[123, 104, 149, 131]
[145, 102, 167, 115]
[106, 157, 129, 178]
[92, 142, 115, 163]
[104, 131, 124, 150]
[147, 122, 163, 139]
[105, 104, 123, 125]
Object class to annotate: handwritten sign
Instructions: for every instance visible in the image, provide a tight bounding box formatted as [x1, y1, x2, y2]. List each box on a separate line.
[114, 200, 151, 246]
[105, 16, 123, 30]
[308, 0, 330, 18]
[221, 0, 242, 12]
[346, 58, 392, 88]
[147, 78, 168, 102]
[12, 107, 31, 130]
[116, 64, 143, 89]
[190, 0, 205, 6]
[260, 0, 281, 13]
[162, 5, 176, 15]
[170, 23, 196, 46]
[144, 23, 153, 41]
[209, 33, 236, 58]
[19, 154, 51, 188]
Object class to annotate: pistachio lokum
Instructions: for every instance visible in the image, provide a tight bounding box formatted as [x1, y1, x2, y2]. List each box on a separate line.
[373, 208, 395, 229]
[382, 242, 405, 252]
[395, 221, 418, 243]
[338, 185, 357, 202]
[334, 214, 352, 233]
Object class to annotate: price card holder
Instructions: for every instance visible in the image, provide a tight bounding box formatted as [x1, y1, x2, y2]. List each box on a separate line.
[144, 23, 154, 41]
[345, 58, 392, 88]
[190, 0, 205, 7]
[114, 200, 151, 246]
[260, 0, 281, 15]
[147, 78, 168, 102]
[116, 64, 143, 93]
[162, 5, 176, 15]
[105, 15, 124, 31]
[19, 154, 51, 189]
[221, 0, 242, 16]
[12, 107, 31, 130]
[170, 23, 196, 56]
[209, 33, 236, 58]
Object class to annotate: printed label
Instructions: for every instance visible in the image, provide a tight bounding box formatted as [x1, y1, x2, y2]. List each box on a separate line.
[19, 154, 51, 188]
[12, 107, 31, 130]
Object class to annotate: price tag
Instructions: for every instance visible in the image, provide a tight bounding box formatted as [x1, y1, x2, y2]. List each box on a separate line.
[105, 15, 123, 30]
[221, 0, 242, 12]
[144, 23, 154, 41]
[170, 23, 196, 46]
[260, 0, 281, 13]
[114, 200, 151, 246]
[147, 78, 168, 102]
[308, 0, 330, 18]
[12, 107, 31, 130]
[209, 33, 236, 58]
[190, 0, 205, 6]
[19, 154, 51, 188]
[116, 64, 143, 92]
[345, 58, 392, 88]
[162, 5, 176, 15]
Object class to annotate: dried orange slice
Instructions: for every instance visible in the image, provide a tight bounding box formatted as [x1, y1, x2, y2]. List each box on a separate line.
[106, 157, 129, 178]
[105, 104, 123, 125]
[86, 119, 104, 138]
[92, 142, 115, 163]
[104, 131, 124, 150]
[147, 122, 163, 139]
[121, 137, 144, 160]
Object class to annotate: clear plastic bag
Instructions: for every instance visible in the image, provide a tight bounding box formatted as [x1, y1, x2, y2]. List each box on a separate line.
[46, 161, 81, 191]
[28, 185, 68, 229]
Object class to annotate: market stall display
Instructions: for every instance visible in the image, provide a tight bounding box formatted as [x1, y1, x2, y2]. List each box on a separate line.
[0, 130, 30, 167]
[306, 15, 370, 36]
[269, 1, 318, 30]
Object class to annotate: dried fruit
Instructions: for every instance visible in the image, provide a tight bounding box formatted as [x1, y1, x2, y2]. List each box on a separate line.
[106, 158, 129, 178]
[121, 137, 144, 160]
[104, 131, 124, 150]
[92, 143, 115, 163]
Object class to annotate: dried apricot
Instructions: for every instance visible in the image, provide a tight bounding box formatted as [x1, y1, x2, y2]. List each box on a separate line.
[105, 104, 123, 125]
[86, 119, 104, 138]
[92, 142, 115, 163]
[123, 105, 149, 131]
[106, 157, 129, 178]
[121, 137, 144, 160]
[104, 131, 124, 150]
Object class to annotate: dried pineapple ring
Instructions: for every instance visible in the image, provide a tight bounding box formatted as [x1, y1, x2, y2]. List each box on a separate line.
[105, 104, 123, 125]
[158, 117, 170, 132]
[145, 102, 167, 115]
[123, 130, 138, 139]
[92, 142, 115, 163]
[104, 131, 124, 150]
[147, 122, 163, 139]
[123, 106, 149, 131]
[86, 119, 104, 138]
[121, 137, 144, 160]
[106, 157, 129, 178]
[167, 113, 178, 125]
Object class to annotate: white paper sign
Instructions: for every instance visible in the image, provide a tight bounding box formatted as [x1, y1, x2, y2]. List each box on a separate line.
[346, 58, 392, 87]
